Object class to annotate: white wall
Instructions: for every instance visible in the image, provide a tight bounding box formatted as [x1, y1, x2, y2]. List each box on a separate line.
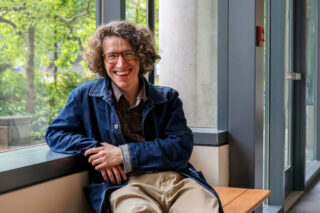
[0, 171, 93, 213]
[190, 144, 229, 187]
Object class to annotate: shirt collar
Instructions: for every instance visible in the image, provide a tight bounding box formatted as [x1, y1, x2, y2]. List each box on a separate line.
[111, 78, 147, 106]
[89, 77, 167, 105]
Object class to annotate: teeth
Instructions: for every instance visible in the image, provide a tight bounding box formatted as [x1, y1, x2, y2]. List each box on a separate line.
[115, 71, 129, 76]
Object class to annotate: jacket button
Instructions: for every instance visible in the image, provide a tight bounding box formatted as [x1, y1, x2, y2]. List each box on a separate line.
[114, 124, 119, 129]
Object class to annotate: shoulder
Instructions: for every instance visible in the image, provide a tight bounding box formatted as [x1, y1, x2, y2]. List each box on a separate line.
[70, 78, 109, 97]
[146, 81, 180, 104]
[153, 84, 178, 96]
[75, 79, 100, 92]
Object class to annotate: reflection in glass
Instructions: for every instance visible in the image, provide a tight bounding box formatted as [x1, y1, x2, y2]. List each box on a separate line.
[284, 0, 293, 170]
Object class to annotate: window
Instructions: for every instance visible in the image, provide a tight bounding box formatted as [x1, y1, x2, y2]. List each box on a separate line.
[126, 0, 159, 84]
[158, 0, 219, 128]
[305, 0, 318, 168]
[0, 0, 96, 152]
[126, 0, 148, 27]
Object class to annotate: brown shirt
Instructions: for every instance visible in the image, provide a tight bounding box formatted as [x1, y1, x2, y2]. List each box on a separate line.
[111, 80, 147, 143]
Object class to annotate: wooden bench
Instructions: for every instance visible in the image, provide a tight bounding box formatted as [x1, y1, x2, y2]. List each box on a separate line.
[214, 186, 271, 213]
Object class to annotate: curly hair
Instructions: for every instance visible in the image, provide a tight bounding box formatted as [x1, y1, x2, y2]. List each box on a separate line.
[84, 20, 160, 78]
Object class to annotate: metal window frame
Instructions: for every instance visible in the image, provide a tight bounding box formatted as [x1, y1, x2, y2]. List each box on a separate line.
[291, 0, 307, 191]
[147, 0, 155, 83]
[217, 0, 229, 131]
[268, 0, 285, 208]
[96, 0, 125, 26]
[317, 0, 320, 162]
[227, 0, 264, 191]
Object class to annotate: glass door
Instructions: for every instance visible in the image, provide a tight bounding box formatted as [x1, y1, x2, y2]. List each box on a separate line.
[305, 0, 318, 169]
[284, 0, 319, 196]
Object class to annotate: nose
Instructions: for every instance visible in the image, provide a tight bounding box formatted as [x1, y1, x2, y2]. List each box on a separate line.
[115, 54, 127, 67]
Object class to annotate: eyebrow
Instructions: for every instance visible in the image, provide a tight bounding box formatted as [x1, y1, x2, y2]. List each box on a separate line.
[104, 50, 134, 54]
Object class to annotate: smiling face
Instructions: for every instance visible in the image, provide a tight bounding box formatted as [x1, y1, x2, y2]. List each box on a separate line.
[102, 36, 140, 95]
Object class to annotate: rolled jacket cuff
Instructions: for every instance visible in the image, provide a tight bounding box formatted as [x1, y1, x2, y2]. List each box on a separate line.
[119, 144, 132, 173]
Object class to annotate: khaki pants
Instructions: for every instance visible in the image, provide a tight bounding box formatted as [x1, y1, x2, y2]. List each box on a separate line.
[110, 171, 219, 213]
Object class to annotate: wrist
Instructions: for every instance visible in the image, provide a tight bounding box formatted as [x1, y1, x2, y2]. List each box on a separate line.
[119, 144, 132, 173]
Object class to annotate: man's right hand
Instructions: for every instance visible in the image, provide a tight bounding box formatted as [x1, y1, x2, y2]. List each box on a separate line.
[101, 165, 127, 184]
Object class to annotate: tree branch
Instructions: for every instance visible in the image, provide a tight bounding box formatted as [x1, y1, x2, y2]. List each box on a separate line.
[66, 25, 83, 51]
[54, 12, 87, 23]
[54, 0, 93, 23]
[0, 16, 24, 38]
[69, 35, 83, 51]
[0, 6, 26, 12]
[85, 0, 92, 17]
[53, 0, 93, 51]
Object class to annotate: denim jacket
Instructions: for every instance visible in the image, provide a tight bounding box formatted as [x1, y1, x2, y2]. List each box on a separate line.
[46, 77, 223, 213]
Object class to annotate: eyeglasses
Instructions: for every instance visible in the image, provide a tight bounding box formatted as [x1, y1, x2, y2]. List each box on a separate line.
[102, 51, 137, 64]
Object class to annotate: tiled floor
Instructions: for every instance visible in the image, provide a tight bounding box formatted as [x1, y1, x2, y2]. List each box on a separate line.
[288, 178, 320, 213]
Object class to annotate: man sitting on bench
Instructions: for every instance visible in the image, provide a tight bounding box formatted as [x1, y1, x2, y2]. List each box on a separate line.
[46, 20, 223, 213]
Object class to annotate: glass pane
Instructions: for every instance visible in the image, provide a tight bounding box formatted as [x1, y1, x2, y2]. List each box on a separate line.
[284, 0, 293, 169]
[126, 0, 147, 27]
[158, 0, 218, 128]
[0, 0, 96, 152]
[305, 0, 318, 167]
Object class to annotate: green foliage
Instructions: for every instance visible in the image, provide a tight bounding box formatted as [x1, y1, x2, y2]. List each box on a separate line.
[0, 69, 95, 142]
[0, 0, 96, 143]
[0, 70, 26, 115]
[46, 70, 95, 123]
[0, 0, 96, 72]
[126, 0, 147, 27]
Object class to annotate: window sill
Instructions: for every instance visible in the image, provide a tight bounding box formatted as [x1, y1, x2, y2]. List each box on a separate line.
[305, 160, 320, 187]
[191, 128, 227, 146]
[0, 129, 227, 194]
[0, 145, 86, 194]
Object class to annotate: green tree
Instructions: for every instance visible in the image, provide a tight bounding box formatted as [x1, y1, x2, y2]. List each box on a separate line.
[126, 0, 147, 27]
[0, 70, 26, 115]
[0, 0, 95, 113]
[0, 0, 96, 143]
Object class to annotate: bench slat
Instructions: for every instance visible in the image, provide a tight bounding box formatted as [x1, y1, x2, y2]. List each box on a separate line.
[214, 187, 247, 206]
[214, 187, 271, 213]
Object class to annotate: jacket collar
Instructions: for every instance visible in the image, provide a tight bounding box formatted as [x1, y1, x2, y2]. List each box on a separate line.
[88, 77, 111, 97]
[88, 77, 167, 105]
[111, 78, 147, 104]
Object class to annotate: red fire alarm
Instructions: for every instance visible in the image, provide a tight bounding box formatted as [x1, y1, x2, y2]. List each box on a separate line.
[256, 26, 264, 47]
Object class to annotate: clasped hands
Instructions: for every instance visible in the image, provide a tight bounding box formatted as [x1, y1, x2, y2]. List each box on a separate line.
[84, 142, 127, 184]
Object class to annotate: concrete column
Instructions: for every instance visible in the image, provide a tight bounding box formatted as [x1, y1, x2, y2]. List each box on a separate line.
[159, 0, 218, 128]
